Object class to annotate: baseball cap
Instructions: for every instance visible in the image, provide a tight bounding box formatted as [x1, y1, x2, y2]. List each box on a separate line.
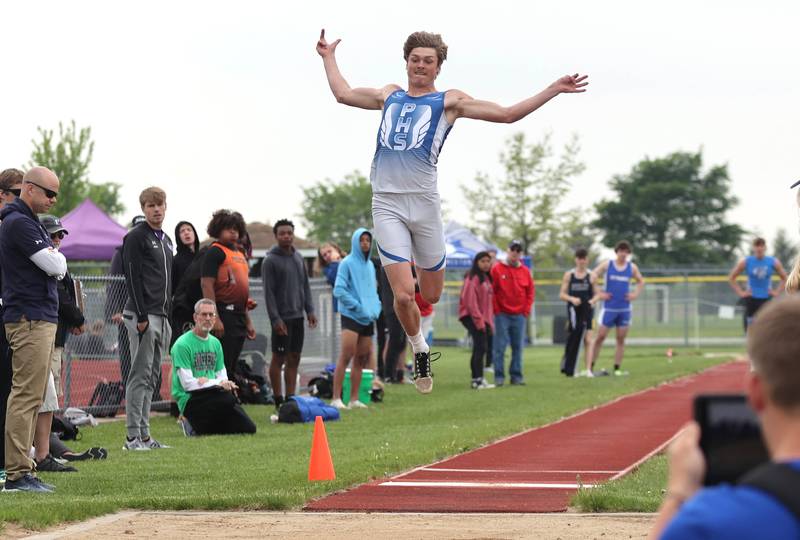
[131, 215, 146, 227]
[508, 239, 523, 250]
[39, 214, 68, 236]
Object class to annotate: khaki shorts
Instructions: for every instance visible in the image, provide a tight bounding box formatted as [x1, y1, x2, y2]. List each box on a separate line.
[38, 371, 59, 413]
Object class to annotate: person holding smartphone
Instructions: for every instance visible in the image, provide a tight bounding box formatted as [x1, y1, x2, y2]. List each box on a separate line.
[651, 295, 800, 539]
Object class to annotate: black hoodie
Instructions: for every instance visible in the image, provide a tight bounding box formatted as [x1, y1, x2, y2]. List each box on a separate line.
[172, 221, 200, 293]
[122, 222, 174, 322]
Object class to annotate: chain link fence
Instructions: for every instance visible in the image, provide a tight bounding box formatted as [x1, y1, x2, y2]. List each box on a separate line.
[60, 276, 341, 414]
[433, 268, 752, 348]
[59, 268, 752, 413]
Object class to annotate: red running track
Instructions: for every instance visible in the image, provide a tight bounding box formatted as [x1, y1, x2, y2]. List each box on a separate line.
[306, 361, 748, 513]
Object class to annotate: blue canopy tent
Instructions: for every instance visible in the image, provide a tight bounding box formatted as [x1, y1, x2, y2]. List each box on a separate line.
[444, 221, 532, 269]
[444, 222, 503, 269]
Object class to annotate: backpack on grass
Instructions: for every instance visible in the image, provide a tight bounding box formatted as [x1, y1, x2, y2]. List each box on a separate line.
[88, 381, 125, 417]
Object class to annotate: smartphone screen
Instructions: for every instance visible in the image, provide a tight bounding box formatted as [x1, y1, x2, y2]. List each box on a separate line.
[694, 394, 769, 485]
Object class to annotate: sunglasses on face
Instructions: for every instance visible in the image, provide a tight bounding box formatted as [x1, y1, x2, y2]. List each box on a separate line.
[51, 232, 65, 240]
[2, 188, 21, 197]
[510, 246, 523, 252]
[28, 181, 58, 199]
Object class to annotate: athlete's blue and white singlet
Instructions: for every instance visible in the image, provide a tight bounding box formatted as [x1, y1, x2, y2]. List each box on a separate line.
[370, 90, 452, 270]
[745, 255, 775, 300]
[601, 259, 633, 328]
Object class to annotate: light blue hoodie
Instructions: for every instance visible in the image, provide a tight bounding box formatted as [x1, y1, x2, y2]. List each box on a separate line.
[333, 228, 381, 326]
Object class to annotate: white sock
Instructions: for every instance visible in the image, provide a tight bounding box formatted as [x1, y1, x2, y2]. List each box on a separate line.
[408, 331, 429, 354]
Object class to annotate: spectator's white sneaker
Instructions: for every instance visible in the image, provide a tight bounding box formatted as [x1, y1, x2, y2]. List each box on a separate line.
[583, 370, 595, 378]
[349, 400, 368, 409]
[122, 437, 150, 451]
[476, 378, 496, 390]
[141, 437, 171, 449]
[330, 399, 348, 410]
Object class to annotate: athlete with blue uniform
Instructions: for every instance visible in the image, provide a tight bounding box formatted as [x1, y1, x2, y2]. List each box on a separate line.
[590, 241, 645, 376]
[317, 29, 588, 393]
[728, 237, 786, 332]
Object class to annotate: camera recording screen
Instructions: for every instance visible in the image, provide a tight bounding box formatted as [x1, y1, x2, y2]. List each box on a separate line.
[695, 394, 769, 485]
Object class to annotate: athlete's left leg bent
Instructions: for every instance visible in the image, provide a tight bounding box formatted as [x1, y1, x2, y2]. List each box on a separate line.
[417, 268, 444, 305]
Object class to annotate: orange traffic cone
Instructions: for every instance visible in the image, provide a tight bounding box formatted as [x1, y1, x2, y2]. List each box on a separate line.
[308, 416, 335, 481]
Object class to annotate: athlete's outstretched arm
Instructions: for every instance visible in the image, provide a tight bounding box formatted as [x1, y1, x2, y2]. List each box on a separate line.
[448, 74, 588, 123]
[316, 29, 399, 110]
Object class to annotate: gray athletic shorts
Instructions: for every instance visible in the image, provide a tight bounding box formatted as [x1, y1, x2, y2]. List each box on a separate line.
[372, 192, 447, 271]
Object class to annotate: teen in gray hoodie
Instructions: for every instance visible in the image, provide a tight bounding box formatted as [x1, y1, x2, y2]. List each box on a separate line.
[261, 219, 317, 407]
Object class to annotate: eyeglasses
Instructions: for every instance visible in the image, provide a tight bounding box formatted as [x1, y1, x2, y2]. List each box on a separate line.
[27, 181, 58, 199]
[509, 246, 523, 253]
[2, 188, 21, 197]
[51, 232, 65, 240]
[197, 312, 217, 318]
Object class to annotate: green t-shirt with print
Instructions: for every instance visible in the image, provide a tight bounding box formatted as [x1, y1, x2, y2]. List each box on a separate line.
[170, 330, 225, 414]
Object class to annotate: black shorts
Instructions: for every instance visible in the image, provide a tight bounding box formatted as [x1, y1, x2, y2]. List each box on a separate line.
[744, 296, 771, 327]
[271, 317, 305, 354]
[341, 315, 374, 337]
[567, 304, 594, 332]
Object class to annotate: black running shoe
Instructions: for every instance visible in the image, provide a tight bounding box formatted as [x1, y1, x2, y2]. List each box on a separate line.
[36, 454, 77, 473]
[63, 447, 108, 462]
[413, 350, 440, 394]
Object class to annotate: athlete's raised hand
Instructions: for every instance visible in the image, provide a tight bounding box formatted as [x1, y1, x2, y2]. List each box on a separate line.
[550, 73, 589, 94]
[316, 28, 341, 58]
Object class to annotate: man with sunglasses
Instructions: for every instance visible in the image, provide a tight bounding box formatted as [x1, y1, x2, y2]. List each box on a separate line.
[0, 168, 24, 487]
[490, 240, 535, 386]
[28, 215, 85, 473]
[0, 166, 66, 493]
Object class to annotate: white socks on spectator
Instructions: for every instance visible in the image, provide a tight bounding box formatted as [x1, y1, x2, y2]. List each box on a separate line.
[408, 331, 429, 354]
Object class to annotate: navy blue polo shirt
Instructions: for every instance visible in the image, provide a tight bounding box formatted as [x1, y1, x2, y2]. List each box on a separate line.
[0, 198, 59, 323]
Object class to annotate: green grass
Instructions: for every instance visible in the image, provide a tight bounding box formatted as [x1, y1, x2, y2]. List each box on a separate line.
[572, 455, 668, 512]
[0, 346, 739, 529]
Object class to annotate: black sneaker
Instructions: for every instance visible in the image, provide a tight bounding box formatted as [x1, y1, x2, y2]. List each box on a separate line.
[36, 454, 77, 473]
[413, 350, 440, 394]
[2, 473, 55, 493]
[63, 447, 107, 461]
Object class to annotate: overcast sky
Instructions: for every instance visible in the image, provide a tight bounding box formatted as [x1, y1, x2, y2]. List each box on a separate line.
[2, 0, 798, 255]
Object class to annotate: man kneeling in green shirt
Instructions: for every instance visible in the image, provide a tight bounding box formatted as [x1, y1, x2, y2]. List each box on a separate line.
[171, 299, 256, 436]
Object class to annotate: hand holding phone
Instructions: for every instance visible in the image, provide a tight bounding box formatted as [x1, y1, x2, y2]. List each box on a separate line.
[694, 394, 769, 485]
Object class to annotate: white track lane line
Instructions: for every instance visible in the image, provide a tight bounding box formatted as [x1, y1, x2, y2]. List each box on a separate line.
[419, 468, 620, 474]
[379, 481, 597, 489]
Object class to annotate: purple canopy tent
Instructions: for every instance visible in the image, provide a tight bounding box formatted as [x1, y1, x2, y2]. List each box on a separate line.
[58, 199, 127, 260]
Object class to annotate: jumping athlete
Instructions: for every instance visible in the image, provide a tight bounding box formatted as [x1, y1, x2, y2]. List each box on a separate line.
[590, 241, 645, 376]
[317, 29, 588, 393]
[559, 248, 599, 377]
[728, 237, 787, 332]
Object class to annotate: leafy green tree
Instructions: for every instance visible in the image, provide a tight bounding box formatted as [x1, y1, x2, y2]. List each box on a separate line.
[773, 227, 797, 266]
[28, 120, 124, 217]
[593, 150, 744, 266]
[462, 172, 503, 240]
[462, 132, 589, 267]
[301, 171, 373, 249]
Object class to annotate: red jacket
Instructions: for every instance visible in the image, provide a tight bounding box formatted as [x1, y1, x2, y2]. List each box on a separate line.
[491, 261, 535, 317]
[459, 274, 494, 331]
